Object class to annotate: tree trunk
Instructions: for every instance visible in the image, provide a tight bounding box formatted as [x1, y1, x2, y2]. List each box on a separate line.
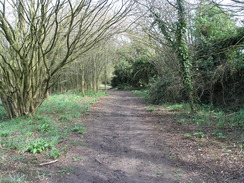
[176, 0, 196, 112]
[81, 67, 85, 96]
[105, 65, 107, 91]
[0, 0, 134, 119]
[92, 59, 98, 93]
[151, 0, 196, 112]
[0, 86, 47, 118]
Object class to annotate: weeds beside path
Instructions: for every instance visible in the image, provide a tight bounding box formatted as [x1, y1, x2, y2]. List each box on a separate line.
[50, 90, 243, 183]
[0, 91, 105, 182]
[1, 90, 242, 182]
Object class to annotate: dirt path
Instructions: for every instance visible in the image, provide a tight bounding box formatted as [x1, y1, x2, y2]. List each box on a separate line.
[50, 90, 181, 183]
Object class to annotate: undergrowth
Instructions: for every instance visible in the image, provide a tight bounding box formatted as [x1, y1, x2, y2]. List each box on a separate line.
[133, 90, 244, 133]
[0, 90, 107, 181]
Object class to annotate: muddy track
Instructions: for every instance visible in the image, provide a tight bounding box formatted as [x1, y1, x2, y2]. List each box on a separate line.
[50, 90, 179, 183]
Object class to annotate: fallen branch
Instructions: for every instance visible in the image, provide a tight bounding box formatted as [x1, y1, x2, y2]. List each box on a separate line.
[95, 158, 102, 164]
[39, 159, 58, 166]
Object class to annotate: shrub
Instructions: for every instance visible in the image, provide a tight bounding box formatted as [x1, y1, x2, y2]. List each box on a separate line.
[27, 140, 52, 154]
[148, 77, 184, 104]
[111, 57, 157, 89]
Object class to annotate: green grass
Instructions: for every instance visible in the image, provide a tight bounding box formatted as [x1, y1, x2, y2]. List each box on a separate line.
[0, 91, 105, 151]
[71, 124, 87, 134]
[166, 103, 244, 138]
[38, 93, 91, 118]
[99, 84, 111, 88]
[132, 90, 150, 101]
[0, 103, 7, 118]
[165, 103, 190, 111]
[0, 90, 107, 181]
[0, 173, 27, 183]
[133, 89, 244, 136]
[146, 106, 155, 112]
[72, 157, 82, 161]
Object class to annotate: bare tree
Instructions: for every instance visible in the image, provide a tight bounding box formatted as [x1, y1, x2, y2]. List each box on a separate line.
[51, 38, 118, 95]
[0, 0, 134, 118]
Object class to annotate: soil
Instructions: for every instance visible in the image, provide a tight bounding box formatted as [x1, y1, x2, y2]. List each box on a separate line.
[43, 90, 243, 183]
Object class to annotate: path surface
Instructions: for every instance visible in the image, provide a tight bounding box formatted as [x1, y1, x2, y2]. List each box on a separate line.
[52, 90, 179, 183]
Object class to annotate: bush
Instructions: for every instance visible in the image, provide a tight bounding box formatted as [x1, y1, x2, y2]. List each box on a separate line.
[148, 77, 184, 104]
[111, 61, 132, 88]
[111, 57, 157, 89]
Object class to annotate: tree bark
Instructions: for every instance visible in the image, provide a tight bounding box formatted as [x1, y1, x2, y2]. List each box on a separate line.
[176, 0, 196, 112]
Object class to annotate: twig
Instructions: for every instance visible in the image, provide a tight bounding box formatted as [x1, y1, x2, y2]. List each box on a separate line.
[39, 159, 58, 166]
[95, 158, 102, 164]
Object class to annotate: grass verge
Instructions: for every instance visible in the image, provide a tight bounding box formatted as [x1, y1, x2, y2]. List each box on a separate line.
[0, 90, 107, 182]
[133, 89, 244, 138]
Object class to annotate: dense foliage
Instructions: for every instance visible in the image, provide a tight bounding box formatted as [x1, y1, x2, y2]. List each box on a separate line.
[192, 3, 244, 109]
[129, 1, 243, 111]
[111, 56, 157, 89]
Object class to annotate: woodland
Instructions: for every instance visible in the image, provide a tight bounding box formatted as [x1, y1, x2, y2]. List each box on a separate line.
[0, 0, 243, 182]
[0, 0, 243, 118]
